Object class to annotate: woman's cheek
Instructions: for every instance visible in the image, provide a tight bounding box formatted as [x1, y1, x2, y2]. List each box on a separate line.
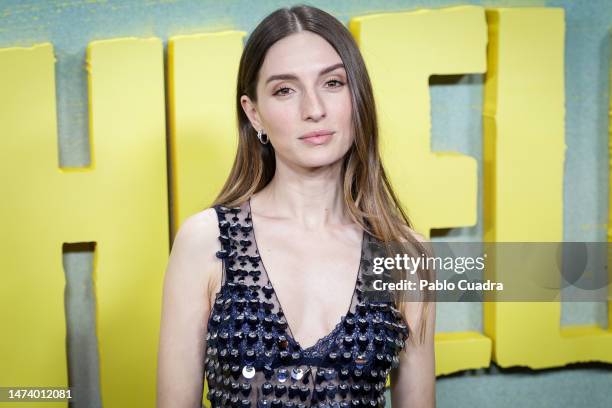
[267, 101, 293, 124]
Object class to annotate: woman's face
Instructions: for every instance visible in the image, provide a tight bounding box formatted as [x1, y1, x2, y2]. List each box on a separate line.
[241, 31, 354, 169]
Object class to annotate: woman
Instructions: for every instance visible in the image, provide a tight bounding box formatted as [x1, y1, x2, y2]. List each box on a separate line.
[157, 5, 436, 408]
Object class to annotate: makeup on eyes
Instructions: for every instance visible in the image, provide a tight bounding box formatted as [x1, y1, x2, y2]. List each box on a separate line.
[271, 76, 346, 96]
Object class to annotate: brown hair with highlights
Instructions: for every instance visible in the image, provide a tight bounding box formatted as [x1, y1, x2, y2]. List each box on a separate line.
[212, 4, 435, 345]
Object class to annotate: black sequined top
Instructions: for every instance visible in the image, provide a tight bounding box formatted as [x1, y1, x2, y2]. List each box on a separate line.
[204, 199, 409, 408]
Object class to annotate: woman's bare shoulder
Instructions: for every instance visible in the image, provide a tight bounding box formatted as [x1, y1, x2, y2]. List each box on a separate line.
[174, 208, 220, 247]
[171, 208, 220, 255]
[396, 224, 434, 258]
[167, 208, 222, 294]
[396, 224, 428, 243]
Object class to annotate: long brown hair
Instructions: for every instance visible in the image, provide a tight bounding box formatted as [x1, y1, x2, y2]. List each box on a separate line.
[212, 4, 434, 345]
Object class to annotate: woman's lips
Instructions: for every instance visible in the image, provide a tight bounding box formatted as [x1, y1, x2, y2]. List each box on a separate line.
[299, 130, 335, 145]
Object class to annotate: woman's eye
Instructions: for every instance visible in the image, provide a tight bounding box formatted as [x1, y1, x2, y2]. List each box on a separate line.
[326, 79, 344, 88]
[273, 87, 292, 96]
[273, 80, 344, 96]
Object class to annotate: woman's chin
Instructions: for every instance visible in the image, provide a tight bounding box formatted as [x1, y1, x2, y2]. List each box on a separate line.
[296, 153, 347, 169]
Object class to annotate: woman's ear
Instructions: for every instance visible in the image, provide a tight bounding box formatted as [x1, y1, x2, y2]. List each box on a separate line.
[240, 95, 263, 131]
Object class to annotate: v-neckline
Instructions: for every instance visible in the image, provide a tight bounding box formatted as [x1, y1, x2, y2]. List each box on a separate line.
[247, 197, 365, 354]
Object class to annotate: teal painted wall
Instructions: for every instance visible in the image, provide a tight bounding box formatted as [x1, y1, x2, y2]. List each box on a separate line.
[0, 0, 610, 407]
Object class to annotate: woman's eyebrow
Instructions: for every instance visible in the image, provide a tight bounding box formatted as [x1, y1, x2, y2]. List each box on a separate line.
[265, 62, 345, 85]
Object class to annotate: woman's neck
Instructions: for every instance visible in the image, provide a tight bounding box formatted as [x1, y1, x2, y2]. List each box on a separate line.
[251, 158, 350, 230]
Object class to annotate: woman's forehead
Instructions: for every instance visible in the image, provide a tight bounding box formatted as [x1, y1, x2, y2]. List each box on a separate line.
[260, 32, 342, 77]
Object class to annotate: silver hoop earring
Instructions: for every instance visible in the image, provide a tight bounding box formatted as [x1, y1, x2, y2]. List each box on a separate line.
[257, 129, 269, 145]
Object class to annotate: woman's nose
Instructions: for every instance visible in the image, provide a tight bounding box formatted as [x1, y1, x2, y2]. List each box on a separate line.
[301, 88, 326, 121]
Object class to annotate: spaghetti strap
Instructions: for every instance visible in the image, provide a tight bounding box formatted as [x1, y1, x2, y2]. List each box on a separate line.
[212, 201, 251, 287]
[212, 204, 231, 286]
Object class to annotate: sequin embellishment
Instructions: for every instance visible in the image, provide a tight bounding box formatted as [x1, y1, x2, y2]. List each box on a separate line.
[205, 200, 409, 407]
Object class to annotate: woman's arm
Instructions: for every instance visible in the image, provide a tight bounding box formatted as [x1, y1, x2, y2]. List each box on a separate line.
[390, 300, 436, 407]
[390, 231, 437, 408]
[157, 209, 221, 408]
